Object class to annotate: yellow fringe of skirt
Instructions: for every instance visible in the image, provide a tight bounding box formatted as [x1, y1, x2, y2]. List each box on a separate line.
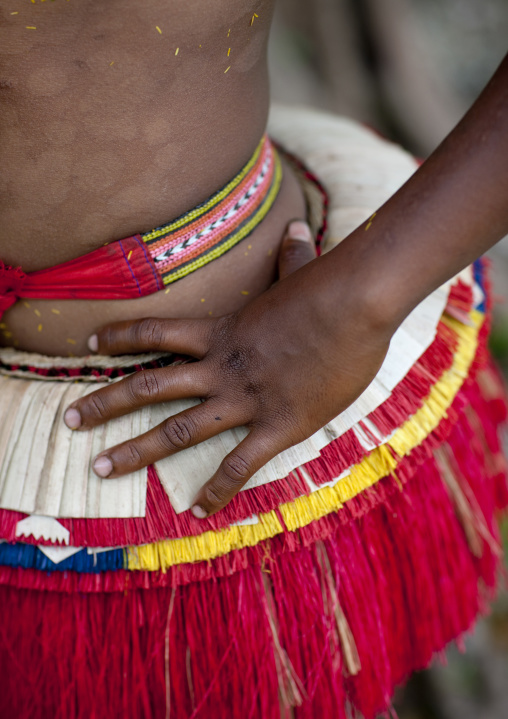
[127, 311, 481, 572]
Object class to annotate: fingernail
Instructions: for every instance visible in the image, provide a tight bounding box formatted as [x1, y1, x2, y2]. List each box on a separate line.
[191, 505, 208, 519]
[64, 408, 82, 430]
[288, 220, 312, 242]
[88, 334, 99, 353]
[93, 456, 113, 478]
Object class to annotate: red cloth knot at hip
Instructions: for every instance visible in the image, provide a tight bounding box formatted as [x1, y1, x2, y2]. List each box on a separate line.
[0, 262, 27, 319]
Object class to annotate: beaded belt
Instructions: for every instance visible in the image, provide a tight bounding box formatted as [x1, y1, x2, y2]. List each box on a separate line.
[0, 135, 282, 319]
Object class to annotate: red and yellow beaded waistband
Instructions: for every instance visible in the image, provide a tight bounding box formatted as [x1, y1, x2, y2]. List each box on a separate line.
[0, 136, 282, 318]
[142, 134, 282, 284]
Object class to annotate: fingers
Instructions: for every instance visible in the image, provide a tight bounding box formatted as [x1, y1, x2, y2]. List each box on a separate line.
[88, 316, 216, 358]
[64, 364, 208, 430]
[91, 401, 246, 479]
[278, 220, 317, 280]
[191, 429, 282, 518]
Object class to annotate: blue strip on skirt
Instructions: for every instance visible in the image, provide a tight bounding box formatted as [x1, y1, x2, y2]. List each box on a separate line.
[0, 542, 125, 573]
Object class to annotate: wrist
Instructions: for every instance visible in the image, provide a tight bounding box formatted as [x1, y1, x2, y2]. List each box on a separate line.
[319, 230, 407, 338]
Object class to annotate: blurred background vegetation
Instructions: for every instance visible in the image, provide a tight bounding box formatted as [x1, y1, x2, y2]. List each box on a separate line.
[268, 1, 508, 717]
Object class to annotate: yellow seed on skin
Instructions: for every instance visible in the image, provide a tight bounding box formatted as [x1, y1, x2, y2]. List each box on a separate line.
[34, 309, 41, 317]
[37, 324, 42, 332]
[165, 288, 170, 294]
[0, 323, 6, 330]
[365, 211, 377, 231]
[250, 13, 259, 26]
[224, 66, 231, 74]
[26, 27, 36, 30]
[110, 61, 115, 67]
[175, 48, 179, 56]
[127, 250, 133, 261]
[227, 48, 231, 57]
[3, 331, 12, 339]
[268, 249, 273, 256]
[241, 291, 249, 296]
[208, 311, 212, 316]
[227, 29, 231, 37]
[11, 11, 19, 14]
[248, 245, 252, 250]
[23, 302, 30, 309]
[67, 339, 77, 345]
[51, 309, 61, 315]
[156, 26, 162, 34]
[201, 298, 205, 303]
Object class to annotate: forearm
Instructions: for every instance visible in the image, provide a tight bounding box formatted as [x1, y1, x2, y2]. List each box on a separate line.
[323, 52, 508, 329]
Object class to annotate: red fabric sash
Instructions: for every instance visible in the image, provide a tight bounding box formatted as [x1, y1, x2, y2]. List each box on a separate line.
[0, 136, 279, 320]
[0, 141, 328, 322]
[0, 236, 162, 319]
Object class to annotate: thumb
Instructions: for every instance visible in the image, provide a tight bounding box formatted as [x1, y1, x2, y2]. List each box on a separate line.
[278, 220, 317, 280]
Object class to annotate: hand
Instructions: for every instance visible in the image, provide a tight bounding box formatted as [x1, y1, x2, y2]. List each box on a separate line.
[64, 220, 392, 518]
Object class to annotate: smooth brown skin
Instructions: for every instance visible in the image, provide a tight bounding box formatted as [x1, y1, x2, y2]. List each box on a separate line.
[0, 158, 305, 355]
[3, 4, 508, 519]
[1, 0, 308, 355]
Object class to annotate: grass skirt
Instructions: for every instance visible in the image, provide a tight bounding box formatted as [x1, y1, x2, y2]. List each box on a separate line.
[0, 108, 506, 719]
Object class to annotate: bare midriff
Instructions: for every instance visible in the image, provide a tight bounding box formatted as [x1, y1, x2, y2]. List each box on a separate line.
[0, 0, 306, 356]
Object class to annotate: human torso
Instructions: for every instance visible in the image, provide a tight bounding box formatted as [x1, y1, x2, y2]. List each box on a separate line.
[0, 0, 305, 355]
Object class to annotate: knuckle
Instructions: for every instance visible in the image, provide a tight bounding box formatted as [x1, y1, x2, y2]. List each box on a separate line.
[222, 453, 251, 484]
[125, 442, 143, 468]
[86, 391, 109, 421]
[242, 380, 262, 398]
[130, 370, 161, 401]
[204, 485, 226, 508]
[160, 416, 194, 451]
[213, 314, 236, 342]
[136, 318, 164, 348]
[221, 346, 254, 376]
[100, 325, 116, 350]
[283, 241, 307, 264]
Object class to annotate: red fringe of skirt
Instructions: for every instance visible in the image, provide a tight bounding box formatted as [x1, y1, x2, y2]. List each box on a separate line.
[0, 360, 506, 719]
